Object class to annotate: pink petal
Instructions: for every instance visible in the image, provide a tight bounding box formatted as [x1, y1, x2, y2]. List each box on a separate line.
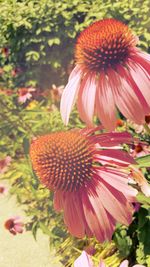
[92, 132, 133, 147]
[62, 191, 86, 238]
[99, 260, 106, 267]
[110, 68, 145, 124]
[77, 73, 97, 126]
[97, 167, 137, 201]
[128, 60, 150, 113]
[96, 71, 116, 131]
[74, 251, 94, 267]
[95, 177, 134, 225]
[53, 190, 64, 211]
[130, 49, 150, 74]
[94, 149, 136, 166]
[82, 183, 115, 242]
[119, 260, 129, 267]
[14, 224, 23, 233]
[60, 66, 82, 125]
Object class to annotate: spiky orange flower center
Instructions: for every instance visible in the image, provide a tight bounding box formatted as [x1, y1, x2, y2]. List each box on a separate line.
[75, 18, 136, 72]
[30, 131, 93, 192]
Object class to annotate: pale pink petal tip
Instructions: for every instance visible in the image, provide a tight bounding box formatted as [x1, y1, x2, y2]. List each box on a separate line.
[120, 260, 145, 267]
[74, 251, 94, 267]
[98, 260, 106, 267]
[120, 260, 129, 267]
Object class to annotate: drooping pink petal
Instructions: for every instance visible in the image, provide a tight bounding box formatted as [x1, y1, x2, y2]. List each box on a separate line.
[74, 251, 94, 267]
[94, 149, 136, 166]
[99, 184, 133, 225]
[53, 190, 65, 211]
[63, 192, 86, 237]
[54, 190, 87, 238]
[96, 167, 137, 202]
[60, 66, 82, 125]
[130, 48, 150, 74]
[110, 68, 145, 124]
[77, 73, 97, 126]
[81, 182, 116, 242]
[127, 60, 150, 113]
[96, 71, 116, 131]
[82, 190, 107, 242]
[91, 132, 134, 147]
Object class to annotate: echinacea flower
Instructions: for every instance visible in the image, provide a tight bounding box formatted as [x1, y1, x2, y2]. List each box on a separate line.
[4, 216, 24, 235]
[60, 18, 150, 131]
[74, 251, 145, 267]
[30, 128, 138, 242]
[18, 87, 36, 103]
[0, 156, 11, 174]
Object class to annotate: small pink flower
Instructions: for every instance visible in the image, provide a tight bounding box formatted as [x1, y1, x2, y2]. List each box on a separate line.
[30, 128, 137, 242]
[18, 87, 36, 103]
[60, 18, 150, 131]
[4, 216, 24, 235]
[130, 143, 150, 158]
[0, 156, 11, 174]
[0, 184, 8, 195]
[74, 252, 145, 267]
[11, 67, 21, 77]
[1, 47, 9, 57]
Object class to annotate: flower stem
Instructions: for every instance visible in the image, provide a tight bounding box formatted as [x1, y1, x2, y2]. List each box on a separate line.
[144, 123, 150, 135]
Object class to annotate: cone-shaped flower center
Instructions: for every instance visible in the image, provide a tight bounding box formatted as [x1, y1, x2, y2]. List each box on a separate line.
[30, 131, 93, 192]
[75, 18, 136, 72]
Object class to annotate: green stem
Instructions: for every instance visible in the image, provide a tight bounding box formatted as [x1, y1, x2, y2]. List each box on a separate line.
[144, 123, 150, 135]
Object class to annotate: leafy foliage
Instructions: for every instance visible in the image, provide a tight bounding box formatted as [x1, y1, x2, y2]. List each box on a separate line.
[0, 0, 149, 88]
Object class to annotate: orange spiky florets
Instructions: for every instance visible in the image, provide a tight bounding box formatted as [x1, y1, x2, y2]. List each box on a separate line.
[30, 131, 93, 192]
[75, 18, 137, 72]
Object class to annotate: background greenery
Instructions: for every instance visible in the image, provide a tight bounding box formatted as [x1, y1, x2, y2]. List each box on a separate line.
[0, 0, 149, 88]
[0, 0, 150, 266]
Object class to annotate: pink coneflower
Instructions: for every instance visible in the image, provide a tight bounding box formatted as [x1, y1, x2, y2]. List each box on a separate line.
[4, 216, 24, 235]
[30, 128, 138, 242]
[0, 156, 11, 174]
[18, 87, 36, 103]
[74, 251, 145, 267]
[60, 18, 150, 131]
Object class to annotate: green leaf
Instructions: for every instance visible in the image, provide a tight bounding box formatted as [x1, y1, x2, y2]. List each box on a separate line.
[23, 137, 30, 157]
[136, 155, 150, 167]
